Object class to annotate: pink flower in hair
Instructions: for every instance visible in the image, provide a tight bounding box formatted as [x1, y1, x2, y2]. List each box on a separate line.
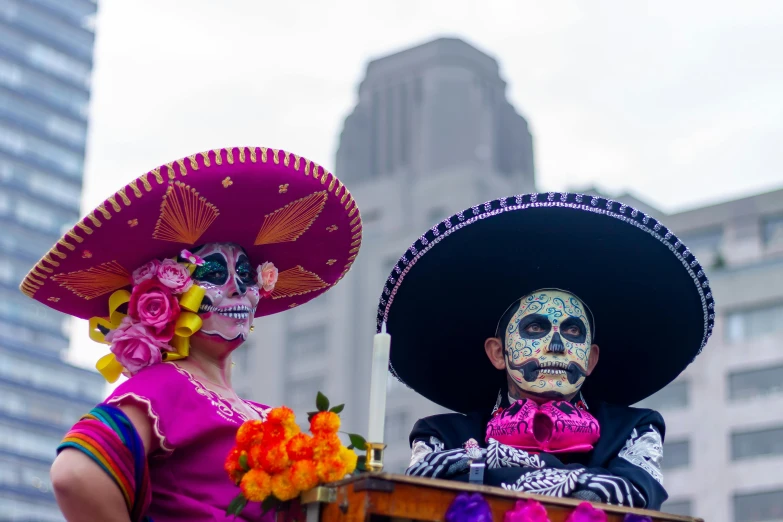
[128, 278, 180, 340]
[257, 262, 278, 295]
[132, 259, 161, 285]
[106, 317, 170, 375]
[156, 258, 193, 294]
[181, 249, 204, 266]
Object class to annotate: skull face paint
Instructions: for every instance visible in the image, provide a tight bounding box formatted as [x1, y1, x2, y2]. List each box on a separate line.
[504, 290, 592, 400]
[191, 243, 260, 342]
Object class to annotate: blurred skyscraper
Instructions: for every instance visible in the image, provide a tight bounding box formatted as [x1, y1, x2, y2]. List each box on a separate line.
[0, 1, 105, 520]
[235, 37, 536, 472]
[582, 186, 783, 522]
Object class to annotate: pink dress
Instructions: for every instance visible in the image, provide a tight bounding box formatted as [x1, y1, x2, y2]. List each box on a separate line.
[106, 362, 273, 521]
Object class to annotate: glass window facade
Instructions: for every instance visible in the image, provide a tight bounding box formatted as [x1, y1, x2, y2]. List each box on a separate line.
[728, 365, 783, 401]
[0, 1, 102, 516]
[0, 348, 105, 403]
[764, 214, 783, 246]
[725, 303, 783, 343]
[734, 489, 783, 522]
[731, 425, 783, 461]
[635, 380, 689, 411]
[662, 439, 690, 470]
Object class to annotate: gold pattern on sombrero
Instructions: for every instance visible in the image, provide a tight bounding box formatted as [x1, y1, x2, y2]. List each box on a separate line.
[19, 146, 362, 304]
[222, 177, 233, 188]
[50, 261, 131, 300]
[254, 191, 328, 246]
[153, 181, 220, 245]
[278, 184, 288, 194]
[271, 266, 329, 299]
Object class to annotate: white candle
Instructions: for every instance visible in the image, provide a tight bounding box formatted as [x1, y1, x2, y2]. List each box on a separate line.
[368, 322, 391, 443]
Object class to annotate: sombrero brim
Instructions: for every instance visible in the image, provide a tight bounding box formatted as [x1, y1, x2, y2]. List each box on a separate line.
[21, 147, 362, 320]
[376, 193, 714, 412]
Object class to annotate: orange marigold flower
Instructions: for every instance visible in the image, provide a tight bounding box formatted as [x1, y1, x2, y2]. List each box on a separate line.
[286, 433, 314, 461]
[240, 468, 272, 502]
[310, 411, 340, 434]
[224, 447, 247, 484]
[235, 420, 264, 451]
[289, 460, 319, 492]
[316, 455, 348, 483]
[257, 441, 290, 475]
[248, 445, 265, 469]
[338, 446, 358, 475]
[262, 422, 287, 447]
[312, 433, 341, 461]
[267, 406, 297, 428]
[271, 470, 299, 501]
[283, 422, 301, 440]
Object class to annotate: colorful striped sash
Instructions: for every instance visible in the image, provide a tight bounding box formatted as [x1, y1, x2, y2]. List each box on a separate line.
[58, 404, 153, 522]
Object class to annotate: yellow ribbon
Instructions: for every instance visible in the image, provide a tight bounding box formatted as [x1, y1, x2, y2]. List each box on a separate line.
[165, 285, 206, 360]
[96, 353, 125, 384]
[88, 290, 130, 345]
[90, 285, 207, 382]
[179, 285, 206, 313]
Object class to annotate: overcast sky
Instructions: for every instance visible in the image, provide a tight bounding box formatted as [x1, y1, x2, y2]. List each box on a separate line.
[69, 0, 783, 368]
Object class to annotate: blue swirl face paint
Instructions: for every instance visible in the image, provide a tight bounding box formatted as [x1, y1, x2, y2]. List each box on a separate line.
[504, 290, 592, 400]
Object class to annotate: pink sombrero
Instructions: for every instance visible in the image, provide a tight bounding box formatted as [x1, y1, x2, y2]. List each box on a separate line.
[20, 146, 361, 321]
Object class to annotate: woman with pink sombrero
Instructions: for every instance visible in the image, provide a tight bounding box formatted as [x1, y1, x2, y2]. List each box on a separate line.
[20, 147, 362, 521]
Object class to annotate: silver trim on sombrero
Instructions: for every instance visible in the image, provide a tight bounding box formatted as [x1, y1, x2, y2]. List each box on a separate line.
[376, 192, 715, 384]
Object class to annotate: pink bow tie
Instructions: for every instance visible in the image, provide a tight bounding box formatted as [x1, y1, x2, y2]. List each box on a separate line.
[485, 399, 600, 454]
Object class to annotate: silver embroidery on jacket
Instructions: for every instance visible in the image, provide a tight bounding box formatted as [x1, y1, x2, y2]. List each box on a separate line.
[618, 425, 664, 484]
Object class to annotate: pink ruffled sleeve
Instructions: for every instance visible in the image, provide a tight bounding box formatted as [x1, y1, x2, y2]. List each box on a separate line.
[105, 362, 191, 455]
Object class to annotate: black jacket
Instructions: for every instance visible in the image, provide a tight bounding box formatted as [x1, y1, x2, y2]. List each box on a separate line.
[406, 397, 668, 510]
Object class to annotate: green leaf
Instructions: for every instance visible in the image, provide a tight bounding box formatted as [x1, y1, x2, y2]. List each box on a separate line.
[307, 411, 318, 422]
[329, 403, 345, 414]
[316, 391, 330, 412]
[348, 433, 367, 450]
[226, 493, 248, 516]
[238, 453, 249, 472]
[261, 496, 279, 515]
[356, 455, 367, 472]
[347, 444, 354, 450]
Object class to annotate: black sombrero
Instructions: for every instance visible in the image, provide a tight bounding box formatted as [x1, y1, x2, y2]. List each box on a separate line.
[376, 193, 715, 414]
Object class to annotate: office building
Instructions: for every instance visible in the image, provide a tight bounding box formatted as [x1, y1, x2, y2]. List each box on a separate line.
[0, 1, 105, 520]
[629, 187, 783, 522]
[234, 37, 537, 473]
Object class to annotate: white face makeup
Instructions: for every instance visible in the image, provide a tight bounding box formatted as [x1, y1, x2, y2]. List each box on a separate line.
[191, 243, 260, 342]
[504, 290, 593, 400]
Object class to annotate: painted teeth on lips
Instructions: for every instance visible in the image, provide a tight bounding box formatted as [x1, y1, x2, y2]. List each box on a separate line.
[537, 361, 568, 375]
[198, 305, 255, 319]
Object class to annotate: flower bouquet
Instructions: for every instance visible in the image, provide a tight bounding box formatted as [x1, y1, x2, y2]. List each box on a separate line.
[225, 392, 367, 516]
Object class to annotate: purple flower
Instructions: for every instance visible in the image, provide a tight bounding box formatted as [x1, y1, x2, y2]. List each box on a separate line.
[445, 493, 493, 522]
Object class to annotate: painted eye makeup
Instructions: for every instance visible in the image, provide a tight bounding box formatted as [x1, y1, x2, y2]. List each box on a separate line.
[236, 255, 254, 285]
[193, 254, 229, 285]
[518, 314, 551, 339]
[560, 317, 587, 343]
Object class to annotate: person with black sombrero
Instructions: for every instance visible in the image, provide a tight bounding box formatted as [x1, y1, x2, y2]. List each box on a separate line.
[376, 193, 715, 511]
